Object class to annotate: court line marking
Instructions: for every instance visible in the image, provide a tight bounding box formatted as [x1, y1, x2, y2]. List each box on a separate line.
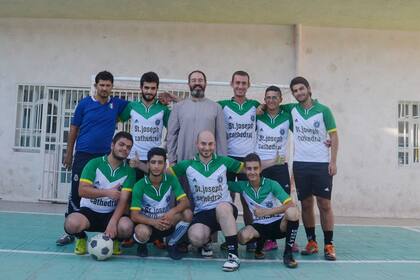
[402, 226, 420, 233]
[0, 210, 63, 216]
[1, 249, 420, 264]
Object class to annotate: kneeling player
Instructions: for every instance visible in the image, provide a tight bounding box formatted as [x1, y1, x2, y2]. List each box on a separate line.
[130, 147, 192, 260]
[64, 132, 136, 255]
[229, 153, 300, 268]
[169, 131, 244, 272]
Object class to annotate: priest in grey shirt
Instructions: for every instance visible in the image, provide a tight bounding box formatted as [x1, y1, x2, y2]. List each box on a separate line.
[167, 70, 227, 164]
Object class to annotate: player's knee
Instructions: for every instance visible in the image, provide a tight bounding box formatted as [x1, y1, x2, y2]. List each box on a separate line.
[64, 215, 82, 234]
[238, 229, 252, 245]
[285, 206, 300, 221]
[182, 209, 193, 223]
[134, 225, 151, 242]
[317, 198, 332, 213]
[118, 219, 134, 239]
[215, 202, 233, 217]
[188, 227, 207, 247]
[301, 198, 314, 211]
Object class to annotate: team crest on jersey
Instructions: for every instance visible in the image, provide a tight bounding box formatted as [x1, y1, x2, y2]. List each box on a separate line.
[109, 103, 113, 109]
[314, 121, 320, 128]
[155, 119, 160, 125]
[73, 174, 79, 181]
[280, 129, 285, 135]
[217, 175, 223, 183]
[265, 201, 273, 208]
[295, 118, 298, 122]
[166, 195, 171, 203]
[192, 178, 197, 183]
[250, 115, 255, 121]
[94, 181, 100, 186]
[134, 119, 139, 123]
[259, 128, 263, 132]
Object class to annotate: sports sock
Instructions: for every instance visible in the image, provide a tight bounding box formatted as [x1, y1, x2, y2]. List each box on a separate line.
[323, 230, 333, 245]
[74, 231, 87, 239]
[133, 233, 148, 244]
[167, 221, 190, 246]
[256, 237, 265, 253]
[225, 235, 238, 256]
[305, 226, 316, 242]
[285, 220, 299, 253]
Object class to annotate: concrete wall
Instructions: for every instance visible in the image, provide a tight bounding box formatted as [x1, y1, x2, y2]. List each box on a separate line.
[1, 18, 419, 218]
[300, 26, 420, 218]
[0, 18, 295, 201]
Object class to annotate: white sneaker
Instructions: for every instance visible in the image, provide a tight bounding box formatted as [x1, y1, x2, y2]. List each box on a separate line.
[222, 253, 240, 272]
[200, 242, 213, 258]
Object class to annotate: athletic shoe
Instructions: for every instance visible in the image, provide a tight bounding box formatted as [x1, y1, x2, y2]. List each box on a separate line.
[121, 238, 135, 248]
[168, 245, 184, 260]
[283, 251, 298, 268]
[301, 240, 319, 255]
[220, 241, 227, 250]
[324, 244, 336, 261]
[153, 239, 166, 249]
[254, 250, 265, 259]
[136, 243, 148, 257]
[200, 242, 213, 258]
[56, 233, 74, 246]
[113, 240, 122, 255]
[246, 242, 257, 252]
[222, 253, 240, 272]
[292, 242, 300, 253]
[263, 240, 278, 251]
[74, 238, 87, 255]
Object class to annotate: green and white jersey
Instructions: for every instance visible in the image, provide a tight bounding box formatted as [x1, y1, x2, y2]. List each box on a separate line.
[79, 156, 136, 213]
[120, 100, 170, 160]
[170, 154, 243, 214]
[218, 99, 260, 157]
[283, 100, 336, 163]
[228, 178, 291, 224]
[130, 174, 186, 219]
[255, 110, 291, 161]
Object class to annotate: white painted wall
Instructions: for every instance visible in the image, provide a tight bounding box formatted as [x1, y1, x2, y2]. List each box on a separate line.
[1, 18, 418, 218]
[0, 18, 295, 201]
[300, 26, 420, 218]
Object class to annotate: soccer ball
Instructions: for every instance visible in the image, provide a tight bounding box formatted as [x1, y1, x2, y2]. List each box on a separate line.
[88, 233, 113, 261]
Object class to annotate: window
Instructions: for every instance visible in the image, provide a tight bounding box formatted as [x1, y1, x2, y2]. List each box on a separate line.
[398, 101, 420, 166]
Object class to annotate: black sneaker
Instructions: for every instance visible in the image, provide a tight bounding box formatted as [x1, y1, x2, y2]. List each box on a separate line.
[137, 243, 148, 257]
[246, 242, 257, 252]
[168, 245, 184, 260]
[283, 251, 298, 269]
[56, 233, 74, 246]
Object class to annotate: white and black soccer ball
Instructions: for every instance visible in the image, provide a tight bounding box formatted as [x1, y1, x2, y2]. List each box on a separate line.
[88, 233, 113, 261]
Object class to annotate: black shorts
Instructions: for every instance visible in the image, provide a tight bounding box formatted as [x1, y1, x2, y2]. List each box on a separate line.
[293, 161, 333, 200]
[261, 163, 291, 194]
[150, 227, 175, 241]
[191, 204, 238, 234]
[251, 218, 286, 240]
[78, 207, 113, 233]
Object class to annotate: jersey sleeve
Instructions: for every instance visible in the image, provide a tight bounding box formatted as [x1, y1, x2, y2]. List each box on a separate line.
[130, 182, 144, 211]
[280, 103, 295, 114]
[252, 99, 261, 107]
[116, 98, 129, 115]
[79, 158, 99, 185]
[163, 106, 171, 128]
[168, 160, 190, 177]
[121, 167, 137, 192]
[227, 181, 243, 193]
[169, 175, 187, 200]
[71, 99, 85, 127]
[222, 156, 244, 173]
[271, 180, 292, 205]
[119, 101, 132, 122]
[323, 107, 337, 133]
[217, 100, 228, 108]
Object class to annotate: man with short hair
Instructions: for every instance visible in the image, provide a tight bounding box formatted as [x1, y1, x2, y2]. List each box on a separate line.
[229, 153, 300, 268]
[130, 147, 192, 260]
[285, 76, 339, 261]
[218, 71, 260, 251]
[169, 131, 243, 272]
[167, 70, 227, 165]
[57, 71, 128, 246]
[120, 72, 170, 181]
[64, 132, 136, 256]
